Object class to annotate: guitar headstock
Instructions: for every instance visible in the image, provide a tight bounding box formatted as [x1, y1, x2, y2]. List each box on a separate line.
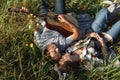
[8, 7, 30, 14]
[8, 7, 41, 31]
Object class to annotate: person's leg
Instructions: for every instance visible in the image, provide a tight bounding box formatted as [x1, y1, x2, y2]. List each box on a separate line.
[91, 1, 120, 33]
[39, 0, 49, 14]
[54, 0, 66, 14]
[106, 20, 120, 42]
[91, 8, 109, 33]
[101, 0, 120, 21]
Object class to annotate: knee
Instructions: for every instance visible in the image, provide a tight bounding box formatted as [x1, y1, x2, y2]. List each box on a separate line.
[99, 8, 109, 14]
[102, 8, 109, 12]
[91, 22, 102, 33]
[116, 20, 120, 25]
[112, 20, 120, 29]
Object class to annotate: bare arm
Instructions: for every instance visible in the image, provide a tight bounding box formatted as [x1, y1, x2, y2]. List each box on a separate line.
[57, 15, 81, 41]
[89, 32, 108, 58]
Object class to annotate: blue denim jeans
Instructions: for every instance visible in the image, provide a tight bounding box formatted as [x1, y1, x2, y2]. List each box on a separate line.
[39, 0, 66, 14]
[54, 0, 66, 14]
[91, 8, 120, 42]
[39, 1, 48, 14]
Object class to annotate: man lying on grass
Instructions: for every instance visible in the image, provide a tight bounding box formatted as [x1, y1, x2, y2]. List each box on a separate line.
[15, 0, 119, 73]
[34, 1, 120, 71]
[14, 0, 120, 69]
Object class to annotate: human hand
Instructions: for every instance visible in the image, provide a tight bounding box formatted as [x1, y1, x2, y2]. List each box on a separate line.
[90, 32, 104, 46]
[20, 7, 30, 14]
[89, 32, 100, 38]
[62, 53, 72, 62]
[57, 15, 67, 23]
[59, 53, 72, 66]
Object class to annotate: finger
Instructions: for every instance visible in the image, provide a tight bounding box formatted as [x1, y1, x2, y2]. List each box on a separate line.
[58, 17, 61, 21]
[57, 15, 61, 20]
[21, 7, 26, 10]
[57, 15, 62, 18]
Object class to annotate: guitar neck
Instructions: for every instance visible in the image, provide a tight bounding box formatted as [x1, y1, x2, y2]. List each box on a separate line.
[8, 8, 30, 14]
[8, 8, 58, 20]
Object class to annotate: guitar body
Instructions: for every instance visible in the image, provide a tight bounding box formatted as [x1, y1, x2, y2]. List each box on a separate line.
[46, 12, 79, 37]
[46, 22, 72, 37]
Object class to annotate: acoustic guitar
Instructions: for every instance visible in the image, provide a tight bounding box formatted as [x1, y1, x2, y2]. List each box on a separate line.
[8, 7, 79, 37]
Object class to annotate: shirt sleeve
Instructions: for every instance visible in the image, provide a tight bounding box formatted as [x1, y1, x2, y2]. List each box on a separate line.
[65, 35, 74, 48]
[34, 31, 41, 48]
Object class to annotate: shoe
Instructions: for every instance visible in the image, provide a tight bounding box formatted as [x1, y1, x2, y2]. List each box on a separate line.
[108, 2, 120, 21]
[101, 0, 114, 5]
[101, 0, 118, 5]
[116, 5, 120, 11]
[101, 0, 119, 13]
[102, 0, 120, 21]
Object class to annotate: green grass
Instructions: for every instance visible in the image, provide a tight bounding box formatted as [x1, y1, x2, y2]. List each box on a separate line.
[0, 0, 120, 80]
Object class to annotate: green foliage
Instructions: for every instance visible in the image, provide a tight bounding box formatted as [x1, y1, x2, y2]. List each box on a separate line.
[0, 0, 120, 80]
